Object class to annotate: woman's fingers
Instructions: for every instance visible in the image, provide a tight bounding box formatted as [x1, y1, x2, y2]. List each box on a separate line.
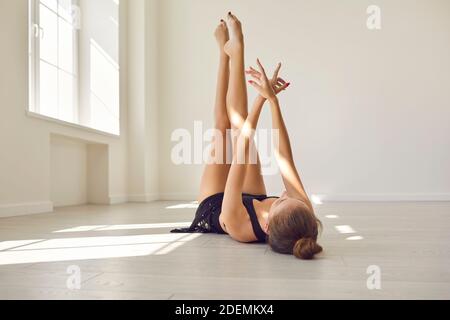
[246, 67, 261, 78]
[274, 78, 289, 92]
[247, 73, 261, 81]
[272, 63, 282, 81]
[248, 80, 263, 92]
[250, 66, 259, 74]
[256, 59, 268, 77]
[245, 69, 261, 80]
[272, 78, 291, 93]
[276, 82, 291, 92]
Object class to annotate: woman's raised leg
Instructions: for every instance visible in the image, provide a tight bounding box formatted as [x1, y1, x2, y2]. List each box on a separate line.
[225, 13, 266, 196]
[197, 21, 232, 203]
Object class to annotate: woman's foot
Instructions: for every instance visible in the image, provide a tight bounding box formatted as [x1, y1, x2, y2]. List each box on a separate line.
[224, 12, 244, 57]
[214, 20, 229, 56]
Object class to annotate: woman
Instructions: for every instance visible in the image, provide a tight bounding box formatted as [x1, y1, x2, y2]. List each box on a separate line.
[172, 13, 323, 260]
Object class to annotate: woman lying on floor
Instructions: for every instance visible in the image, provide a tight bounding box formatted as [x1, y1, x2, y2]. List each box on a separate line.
[172, 13, 323, 260]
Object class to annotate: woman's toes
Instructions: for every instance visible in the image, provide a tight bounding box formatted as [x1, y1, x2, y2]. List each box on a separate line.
[227, 12, 240, 24]
[226, 12, 234, 22]
[215, 21, 229, 46]
[221, 20, 228, 29]
[225, 15, 242, 36]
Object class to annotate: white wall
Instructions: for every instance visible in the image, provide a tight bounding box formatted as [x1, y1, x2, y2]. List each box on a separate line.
[1, 0, 450, 217]
[50, 134, 110, 208]
[158, 0, 450, 201]
[50, 135, 88, 207]
[87, 143, 109, 205]
[127, 0, 160, 202]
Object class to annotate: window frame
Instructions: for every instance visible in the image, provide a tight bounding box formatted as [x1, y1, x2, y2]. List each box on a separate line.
[29, 0, 80, 124]
[27, 0, 121, 137]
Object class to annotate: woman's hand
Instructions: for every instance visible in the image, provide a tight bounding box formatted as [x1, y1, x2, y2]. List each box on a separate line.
[246, 59, 291, 100]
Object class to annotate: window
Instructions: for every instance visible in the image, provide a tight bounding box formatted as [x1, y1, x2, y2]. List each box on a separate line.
[29, 0, 120, 135]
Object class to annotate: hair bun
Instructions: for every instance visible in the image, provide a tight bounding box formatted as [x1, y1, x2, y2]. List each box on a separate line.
[293, 238, 323, 260]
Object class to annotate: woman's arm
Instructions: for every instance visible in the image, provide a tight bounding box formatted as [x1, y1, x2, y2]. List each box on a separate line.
[248, 60, 312, 209]
[221, 62, 292, 240]
[268, 96, 312, 209]
[221, 97, 265, 240]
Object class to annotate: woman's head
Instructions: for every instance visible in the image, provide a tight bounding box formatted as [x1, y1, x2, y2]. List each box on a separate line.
[267, 192, 323, 260]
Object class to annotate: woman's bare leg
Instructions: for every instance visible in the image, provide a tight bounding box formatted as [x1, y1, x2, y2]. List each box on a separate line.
[198, 21, 232, 203]
[225, 13, 266, 195]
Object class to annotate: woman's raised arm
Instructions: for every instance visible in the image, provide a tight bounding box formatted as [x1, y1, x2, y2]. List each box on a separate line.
[248, 60, 312, 209]
[220, 97, 265, 241]
[221, 62, 292, 240]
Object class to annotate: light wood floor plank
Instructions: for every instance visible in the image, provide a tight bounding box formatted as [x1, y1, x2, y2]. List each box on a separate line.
[1, 201, 449, 299]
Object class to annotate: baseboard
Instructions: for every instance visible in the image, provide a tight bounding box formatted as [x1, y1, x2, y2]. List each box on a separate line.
[2, 194, 446, 219]
[111, 193, 196, 202]
[128, 194, 159, 203]
[109, 195, 129, 205]
[159, 192, 450, 202]
[0, 201, 54, 218]
[159, 193, 197, 201]
[313, 193, 450, 203]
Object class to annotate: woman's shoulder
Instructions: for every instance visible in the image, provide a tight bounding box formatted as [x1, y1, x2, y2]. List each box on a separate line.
[220, 206, 256, 242]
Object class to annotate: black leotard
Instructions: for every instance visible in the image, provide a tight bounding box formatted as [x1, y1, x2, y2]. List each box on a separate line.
[171, 193, 278, 243]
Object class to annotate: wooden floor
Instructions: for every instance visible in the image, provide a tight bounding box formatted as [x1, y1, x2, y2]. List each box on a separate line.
[0, 201, 449, 300]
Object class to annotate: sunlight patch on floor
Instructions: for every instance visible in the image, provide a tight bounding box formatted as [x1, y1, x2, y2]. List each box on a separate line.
[0, 233, 202, 266]
[335, 225, 356, 234]
[166, 203, 199, 210]
[346, 236, 364, 241]
[54, 222, 191, 233]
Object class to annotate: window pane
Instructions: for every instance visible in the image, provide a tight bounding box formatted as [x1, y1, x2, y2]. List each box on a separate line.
[58, 71, 75, 122]
[90, 39, 120, 134]
[58, 0, 74, 23]
[39, 4, 58, 65]
[40, 0, 58, 12]
[58, 17, 74, 73]
[30, 0, 120, 136]
[39, 61, 58, 118]
[90, 93, 120, 135]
